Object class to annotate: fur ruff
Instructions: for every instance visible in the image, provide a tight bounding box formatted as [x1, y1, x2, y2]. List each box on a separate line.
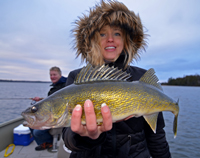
[73, 0, 147, 66]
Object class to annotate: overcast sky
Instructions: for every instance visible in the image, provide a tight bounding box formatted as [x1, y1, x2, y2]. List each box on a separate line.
[0, 0, 200, 82]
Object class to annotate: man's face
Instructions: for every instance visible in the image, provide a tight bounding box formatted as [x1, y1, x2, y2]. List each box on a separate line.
[50, 70, 61, 84]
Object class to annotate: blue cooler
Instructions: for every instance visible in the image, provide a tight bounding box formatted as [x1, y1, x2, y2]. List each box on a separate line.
[13, 124, 34, 146]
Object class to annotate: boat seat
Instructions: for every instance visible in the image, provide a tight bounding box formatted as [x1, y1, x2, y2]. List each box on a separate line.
[48, 128, 63, 153]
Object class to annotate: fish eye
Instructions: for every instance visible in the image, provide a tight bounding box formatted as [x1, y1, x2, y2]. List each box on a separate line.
[31, 106, 38, 113]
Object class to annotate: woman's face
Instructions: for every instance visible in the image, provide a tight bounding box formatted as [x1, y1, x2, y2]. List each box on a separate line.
[50, 70, 61, 84]
[99, 25, 124, 63]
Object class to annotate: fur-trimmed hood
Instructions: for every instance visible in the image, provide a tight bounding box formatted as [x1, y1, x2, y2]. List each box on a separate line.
[73, 0, 147, 66]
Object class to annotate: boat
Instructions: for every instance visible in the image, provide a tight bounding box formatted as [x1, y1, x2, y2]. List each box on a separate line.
[0, 117, 71, 158]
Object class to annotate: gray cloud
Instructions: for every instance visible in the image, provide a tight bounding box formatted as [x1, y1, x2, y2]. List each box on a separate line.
[0, 0, 200, 81]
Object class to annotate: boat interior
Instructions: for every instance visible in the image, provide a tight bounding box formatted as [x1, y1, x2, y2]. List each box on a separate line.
[0, 117, 71, 158]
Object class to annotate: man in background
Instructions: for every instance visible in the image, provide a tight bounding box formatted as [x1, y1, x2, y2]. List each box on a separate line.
[30, 66, 67, 151]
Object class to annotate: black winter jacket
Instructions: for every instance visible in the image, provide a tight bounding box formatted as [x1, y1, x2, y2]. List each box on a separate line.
[48, 76, 67, 96]
[62, 56, 171, 158]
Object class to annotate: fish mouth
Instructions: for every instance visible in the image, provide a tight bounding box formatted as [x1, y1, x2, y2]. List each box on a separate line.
[22, 121, 30, 127]
[21, 112, 53, 129]
[21, 112, 36, 127]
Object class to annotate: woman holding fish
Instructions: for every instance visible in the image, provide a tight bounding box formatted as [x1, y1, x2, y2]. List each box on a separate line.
[62, 1, 171, 158]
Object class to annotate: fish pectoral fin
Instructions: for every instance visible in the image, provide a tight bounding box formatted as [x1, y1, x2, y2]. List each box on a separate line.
[52, 103, 71, 128]
[143, 113, 159, 133]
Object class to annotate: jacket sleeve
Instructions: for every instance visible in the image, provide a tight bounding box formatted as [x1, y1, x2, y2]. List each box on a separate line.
[144, 112, 171, 158]
[62, 127, 107, 151]
[65, 70, 77, 86]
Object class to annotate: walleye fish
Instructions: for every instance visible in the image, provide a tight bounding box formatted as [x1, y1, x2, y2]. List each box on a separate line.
[21, 64, 179, 137]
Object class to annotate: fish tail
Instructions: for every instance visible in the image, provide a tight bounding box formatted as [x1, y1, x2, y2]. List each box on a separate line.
[173, 114, 178, 138]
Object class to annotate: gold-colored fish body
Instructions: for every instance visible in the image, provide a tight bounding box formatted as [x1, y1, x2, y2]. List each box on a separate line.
[21, 64, 179, 138]
[65, 81, 179, 133]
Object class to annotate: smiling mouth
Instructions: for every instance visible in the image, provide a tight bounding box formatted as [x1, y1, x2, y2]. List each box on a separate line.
[105, 46, 116, 50]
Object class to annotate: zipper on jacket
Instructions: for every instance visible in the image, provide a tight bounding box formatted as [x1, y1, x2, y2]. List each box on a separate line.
[128, 134, 131, 146]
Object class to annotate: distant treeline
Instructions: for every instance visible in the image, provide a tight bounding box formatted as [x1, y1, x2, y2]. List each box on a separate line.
[162, 75, 200, 86]
[0, 79, 50, 83]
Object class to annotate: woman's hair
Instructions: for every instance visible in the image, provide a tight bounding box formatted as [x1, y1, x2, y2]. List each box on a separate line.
[73, 0, 147, 68]
[50, 66, 62, 75]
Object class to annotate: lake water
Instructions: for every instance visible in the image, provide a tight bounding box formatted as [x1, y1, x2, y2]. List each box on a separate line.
[0, 82, 50, 124]
[162, 86, 200, 158]
[0, 82, 199, 158]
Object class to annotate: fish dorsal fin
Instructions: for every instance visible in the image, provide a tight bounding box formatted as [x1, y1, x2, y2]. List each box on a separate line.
[139, 68, 163, 91]
[74, 64, 131, 84]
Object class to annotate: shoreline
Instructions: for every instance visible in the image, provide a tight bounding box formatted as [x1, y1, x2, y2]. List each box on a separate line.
[0, 79, 50, 83]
